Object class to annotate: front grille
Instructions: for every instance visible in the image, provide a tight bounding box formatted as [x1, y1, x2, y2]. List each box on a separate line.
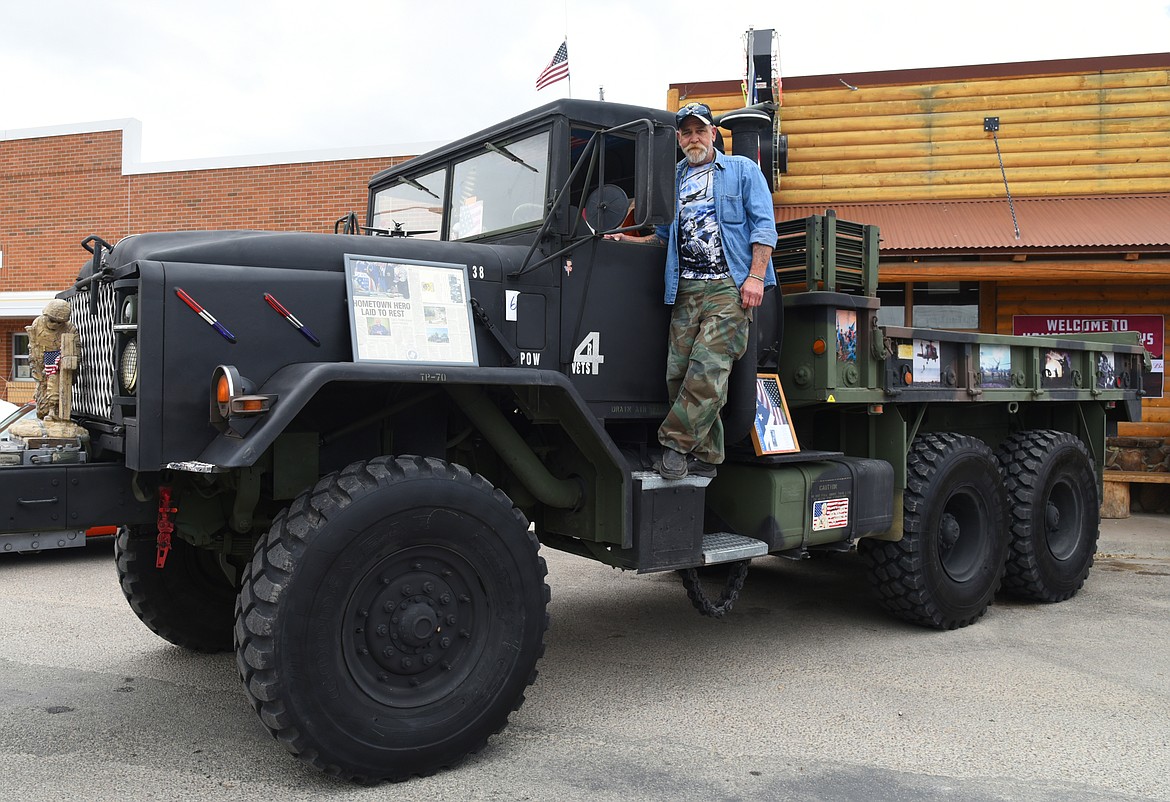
[70, 283, 119, 421]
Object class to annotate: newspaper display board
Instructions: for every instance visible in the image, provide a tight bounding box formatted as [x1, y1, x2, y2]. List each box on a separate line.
[752, 374, 800, 456]
[344, 255, 478, 366]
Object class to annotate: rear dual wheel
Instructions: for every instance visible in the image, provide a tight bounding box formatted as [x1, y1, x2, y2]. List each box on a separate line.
[996, 430, 1098, 602]
[861, 432, 1009, 630]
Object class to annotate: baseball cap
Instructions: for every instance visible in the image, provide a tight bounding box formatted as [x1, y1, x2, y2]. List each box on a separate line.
[675, 102, 714, 127]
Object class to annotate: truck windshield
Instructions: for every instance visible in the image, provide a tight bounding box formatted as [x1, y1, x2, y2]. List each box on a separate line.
[448, 131, 550, 240]
[370, 168, 446, 239]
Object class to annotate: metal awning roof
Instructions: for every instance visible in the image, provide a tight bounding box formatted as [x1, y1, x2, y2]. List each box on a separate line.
[777, 194, 1170, 253]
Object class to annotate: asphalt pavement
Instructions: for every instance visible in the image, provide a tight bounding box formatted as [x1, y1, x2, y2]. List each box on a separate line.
[0, 515, 1167, 801]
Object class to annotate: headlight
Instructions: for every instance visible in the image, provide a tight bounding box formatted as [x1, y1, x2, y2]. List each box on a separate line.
[120, 339, 139, 394]
[120, 296, 137, 325]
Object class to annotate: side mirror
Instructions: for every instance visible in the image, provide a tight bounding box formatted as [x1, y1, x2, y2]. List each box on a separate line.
[634, 122, 676, 228]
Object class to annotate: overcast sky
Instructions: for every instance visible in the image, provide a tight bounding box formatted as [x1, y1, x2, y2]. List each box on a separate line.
[3, 0, 1168, 163]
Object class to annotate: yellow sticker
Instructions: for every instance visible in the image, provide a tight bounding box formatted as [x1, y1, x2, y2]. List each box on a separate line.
[826, 394, 836, 402]
[897, 344, 914, 359]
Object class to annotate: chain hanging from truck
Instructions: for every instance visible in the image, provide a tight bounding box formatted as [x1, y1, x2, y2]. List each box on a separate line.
[678, 560, 750, 618]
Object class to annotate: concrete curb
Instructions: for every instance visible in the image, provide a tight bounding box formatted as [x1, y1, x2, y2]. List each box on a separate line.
[1098, 513, 1170, 559]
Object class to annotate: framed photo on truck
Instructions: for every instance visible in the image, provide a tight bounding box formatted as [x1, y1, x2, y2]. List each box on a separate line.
[752, 374, 799, 455]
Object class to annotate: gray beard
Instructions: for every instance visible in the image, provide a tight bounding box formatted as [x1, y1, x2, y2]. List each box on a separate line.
[684, 145, 712, 165]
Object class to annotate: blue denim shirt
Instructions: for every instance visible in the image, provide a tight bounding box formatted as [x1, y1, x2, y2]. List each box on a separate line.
[655, 150, 778, 304]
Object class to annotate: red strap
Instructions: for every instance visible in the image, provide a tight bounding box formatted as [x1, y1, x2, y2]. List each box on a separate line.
[155, 486, 177, 569]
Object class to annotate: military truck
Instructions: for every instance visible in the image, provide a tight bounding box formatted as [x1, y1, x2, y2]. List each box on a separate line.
[0, 99, 1146, 782]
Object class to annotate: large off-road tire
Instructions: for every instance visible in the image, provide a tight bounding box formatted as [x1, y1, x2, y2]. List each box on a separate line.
[996, 430, 1099, 602]
[860, 432, 1009, 630]
[235, 456, 549, 783]
[115, 527, 237, 652]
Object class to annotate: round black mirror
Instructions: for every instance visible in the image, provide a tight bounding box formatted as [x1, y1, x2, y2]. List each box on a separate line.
[582, 184, 630, 233]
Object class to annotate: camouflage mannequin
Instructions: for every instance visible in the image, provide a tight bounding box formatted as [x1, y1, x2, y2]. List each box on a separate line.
[27, 299, 80, 422]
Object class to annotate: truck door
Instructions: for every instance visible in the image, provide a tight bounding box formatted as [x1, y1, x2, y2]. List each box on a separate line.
[559, 129, 671, 421]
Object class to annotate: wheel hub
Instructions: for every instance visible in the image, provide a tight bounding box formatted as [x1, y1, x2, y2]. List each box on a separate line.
[367, 571, 461, 677]
[397, 601, 439, 647]
[1045, 501, 1061, 532]
[343, 547, 485, 706]
[939, 513, 961, 550]
[937, 489, 989, 584]
[1044, 481, 1082, 561]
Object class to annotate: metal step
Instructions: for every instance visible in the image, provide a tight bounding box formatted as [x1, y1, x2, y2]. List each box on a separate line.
[701, 532, 769, 564]
[0, 530, 86, 553]
[632, 469, 712, 489]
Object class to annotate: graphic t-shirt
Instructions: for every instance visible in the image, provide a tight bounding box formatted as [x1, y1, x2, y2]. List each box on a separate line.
[677, 163, 727, 280]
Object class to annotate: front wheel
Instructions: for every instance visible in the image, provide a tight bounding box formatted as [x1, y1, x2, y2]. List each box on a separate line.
[860, 432, 1009, 630]
[115, 527, 237, 652]
[997, 430, 1099, 602]
[235, 456, 549, 783]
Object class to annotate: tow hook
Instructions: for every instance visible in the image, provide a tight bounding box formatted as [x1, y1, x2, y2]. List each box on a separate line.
[155, 486, 177, 569]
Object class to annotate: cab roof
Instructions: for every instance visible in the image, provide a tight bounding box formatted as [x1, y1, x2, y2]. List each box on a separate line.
[367, 99, 675, 189]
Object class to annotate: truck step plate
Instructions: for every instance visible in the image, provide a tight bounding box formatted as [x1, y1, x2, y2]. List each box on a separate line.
[701, 533, 769, 564]
[1, 530, 86, 554]
[632, 470, 712, 489]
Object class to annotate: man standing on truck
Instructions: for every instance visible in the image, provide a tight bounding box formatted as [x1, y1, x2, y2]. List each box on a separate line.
[609, 102, 777, 479]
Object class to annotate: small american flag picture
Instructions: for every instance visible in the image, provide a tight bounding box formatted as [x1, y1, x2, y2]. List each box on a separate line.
[812, 498, 850, 531]
[751, 374, 799, 455]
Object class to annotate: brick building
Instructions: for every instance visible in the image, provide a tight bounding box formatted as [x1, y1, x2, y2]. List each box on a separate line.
[0, 120, 424, 401]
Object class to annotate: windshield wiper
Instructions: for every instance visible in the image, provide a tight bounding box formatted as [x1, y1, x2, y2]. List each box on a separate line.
[485, 142, 539, 173]
[402, 177, 440, 199]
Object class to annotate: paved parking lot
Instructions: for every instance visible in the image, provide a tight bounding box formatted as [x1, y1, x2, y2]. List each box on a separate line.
[0, 517, 1167, 801]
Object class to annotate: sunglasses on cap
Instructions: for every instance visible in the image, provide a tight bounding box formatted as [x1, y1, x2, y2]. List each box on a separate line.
[675, 103, 714, 126]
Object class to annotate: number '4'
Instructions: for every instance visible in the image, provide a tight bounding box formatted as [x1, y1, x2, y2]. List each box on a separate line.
[572, 332, 605, 375]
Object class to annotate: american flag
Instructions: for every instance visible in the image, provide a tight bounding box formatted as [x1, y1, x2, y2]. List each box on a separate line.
[536, 41, 569, 90]
[813, 498, 850, 531]
[755, 377, 787, 427]
[43, 349, 61, 376]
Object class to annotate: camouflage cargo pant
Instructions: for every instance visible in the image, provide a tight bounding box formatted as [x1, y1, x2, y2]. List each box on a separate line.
[658, 277, 750, 464]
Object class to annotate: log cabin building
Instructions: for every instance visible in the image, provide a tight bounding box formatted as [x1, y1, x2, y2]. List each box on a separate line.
[671, 52, 1170, 438]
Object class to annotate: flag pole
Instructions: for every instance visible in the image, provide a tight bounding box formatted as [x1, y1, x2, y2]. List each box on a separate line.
[564, 0, 571, 98]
